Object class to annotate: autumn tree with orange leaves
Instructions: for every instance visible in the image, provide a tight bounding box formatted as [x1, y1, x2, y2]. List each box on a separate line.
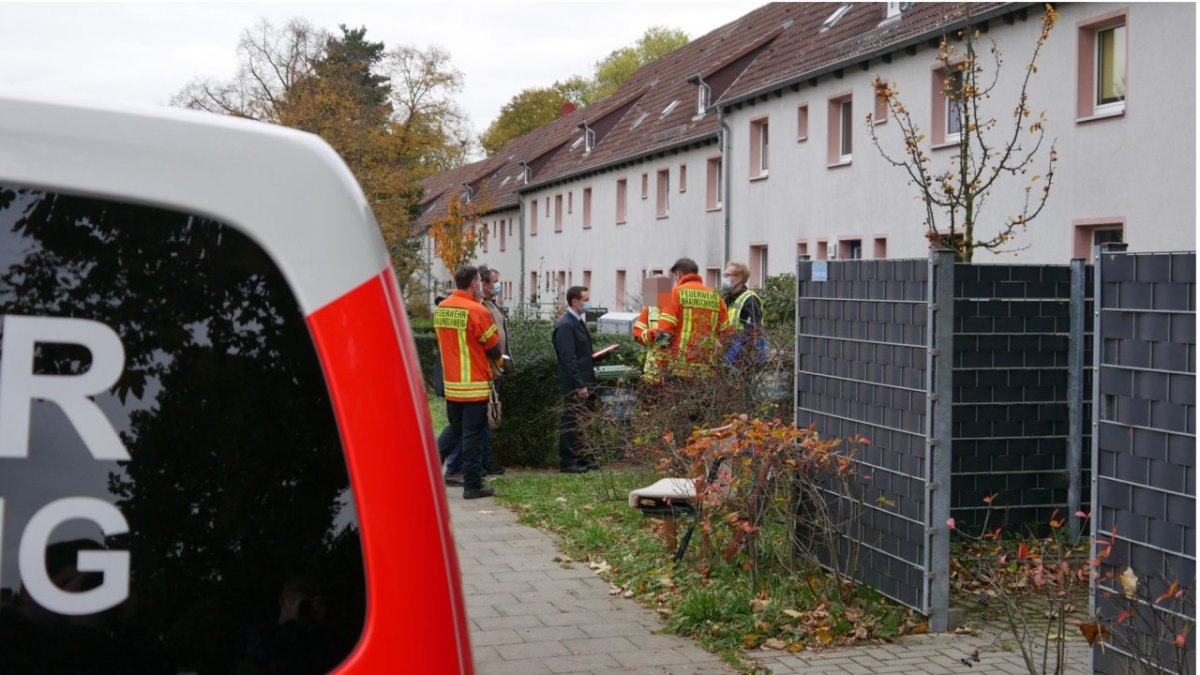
[173, 20, 472, 297]
[428, 188, 495, 275]
[867, 4, 1059, 262]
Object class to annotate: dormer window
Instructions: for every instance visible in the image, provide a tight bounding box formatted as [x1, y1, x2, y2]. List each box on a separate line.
[578, 121, 596, 153]
[462, 184, 474, 203]
[661, 100, 680, 118]
[520, 162, 532, 184]
[820, 4, 852, 31]
[696, 81, 711, 117]
[631, 111, 649, 129]
[886, 2, 911, 19]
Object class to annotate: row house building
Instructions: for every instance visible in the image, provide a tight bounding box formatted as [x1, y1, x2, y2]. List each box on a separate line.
[416, 2, 1196, 315]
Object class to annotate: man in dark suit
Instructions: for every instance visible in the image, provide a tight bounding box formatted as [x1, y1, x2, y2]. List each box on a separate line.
[553, 285, 599, 473]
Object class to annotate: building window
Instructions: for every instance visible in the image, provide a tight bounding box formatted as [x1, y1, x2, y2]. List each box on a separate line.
[706, 156, 723, 210]
[1073, 219, 1125, 261]
[656, 169, 670, 218]
[797, 104, 809, 141]
[750, 117, 769, 178]
[530, 199, 538, 236]
[616, 178, 627, 224]
[556, 271, 566, 301]
[554, 194, 563, 232]
[1077, 12, 1128, 120]
[530, 271, 538, 301]
[616, 269, 626, 308]
[500, 219, 506, 251]
[583, 270, 591, 290]
[583, 187, 592, 229]
[679, 163, 687, 192]
[841, 238, 863, 259]
[568, 191, 573, 214]
[696, 82, 711, 117]
[874, 88, 888, 125]
[932, 65, 965, 145]
[817, 240, 829, 260]
[827, 94, 853, 164]
[481, 225, 488, 252]
[874, 236, 887, 259]
[946, 69, 964, 141]
[641, 172, 649, 199]
[706, 267, 721, 288]
[545, 197, 550, 218]
[797, 241, 809, 258]
[749, 244, 769, 286]
[1097, 25, 1127, 109]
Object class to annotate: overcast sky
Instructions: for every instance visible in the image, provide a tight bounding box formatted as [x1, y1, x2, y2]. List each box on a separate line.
[0, 1, 768, 139]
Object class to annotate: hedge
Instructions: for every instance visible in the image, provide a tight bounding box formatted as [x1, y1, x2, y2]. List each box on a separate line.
[418, 317, 645, 467]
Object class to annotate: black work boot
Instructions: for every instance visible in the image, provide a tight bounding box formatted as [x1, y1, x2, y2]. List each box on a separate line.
[463, 485, 495, 500]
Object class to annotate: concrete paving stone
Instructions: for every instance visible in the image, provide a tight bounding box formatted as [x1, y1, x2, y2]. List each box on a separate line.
[540, 611, 606, 627]
[465, 591, 519, 609]
[473, 614, 545, 631]
[541, 652, 623, 674]
[466, 604, 500, 620]
[612, 648, 696, 668]
[625, 634, 693, 652]
[475, 658, 553, 675]
[470, 629, 524, 647]
[543, 566, 608, 580]
[494, 600, 561, 617]
[587, 607, 653, 623]
[493, 570, 555, 583]
[550, 598, 631, 613]
[460, 571, 502, 584]
[514, 625, 590, 642]
[475, 580, 538, 594]
[578, 622, 664, 639]
[560, 635, 639, 655]
[535, 571, 609, 588]
[495, 639, 572, 660]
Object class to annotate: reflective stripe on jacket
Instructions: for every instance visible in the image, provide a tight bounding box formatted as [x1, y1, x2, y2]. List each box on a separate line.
[632, 305, 664, 382]
[728, 288, 763, 331]
[657, 274, 730, 376]
[434, 290, 500, 402]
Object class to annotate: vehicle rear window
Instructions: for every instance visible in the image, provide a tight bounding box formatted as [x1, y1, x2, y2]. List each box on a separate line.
[0, 185, 364, 674]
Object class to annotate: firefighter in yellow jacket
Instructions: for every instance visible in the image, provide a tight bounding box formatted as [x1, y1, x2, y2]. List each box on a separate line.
[651, 258, 731, 377]
[434, 266, 502, 499]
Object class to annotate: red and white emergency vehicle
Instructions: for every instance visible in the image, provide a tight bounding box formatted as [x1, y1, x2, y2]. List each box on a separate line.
[0, 93, 471, 674]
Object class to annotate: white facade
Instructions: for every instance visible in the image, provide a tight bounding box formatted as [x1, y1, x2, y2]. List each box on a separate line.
[437, 3, 1195, 316]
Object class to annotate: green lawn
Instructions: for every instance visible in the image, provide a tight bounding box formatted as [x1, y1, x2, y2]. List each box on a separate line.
[487, 469, 916, 674]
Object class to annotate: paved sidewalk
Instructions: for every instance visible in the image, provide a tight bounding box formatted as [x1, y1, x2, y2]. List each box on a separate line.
[448, 486, 735, 675]
[447, 482, 1092, 675]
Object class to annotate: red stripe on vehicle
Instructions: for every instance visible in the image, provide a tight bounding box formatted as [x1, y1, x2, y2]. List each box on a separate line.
[308, 267, 473, 674]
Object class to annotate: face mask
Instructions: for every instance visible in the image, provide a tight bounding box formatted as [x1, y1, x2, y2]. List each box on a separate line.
[581, 302, 592, 312]
[721, 279, 733, 291]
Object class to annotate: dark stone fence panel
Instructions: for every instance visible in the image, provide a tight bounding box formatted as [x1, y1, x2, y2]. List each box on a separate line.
[1092, 250, 1195, 674]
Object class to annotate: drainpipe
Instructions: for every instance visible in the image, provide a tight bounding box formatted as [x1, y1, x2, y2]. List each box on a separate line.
[718, 106, 733, 264]
[518, 160, 531, 313]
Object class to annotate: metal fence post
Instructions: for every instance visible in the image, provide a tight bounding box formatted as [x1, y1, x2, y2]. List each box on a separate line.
[1068, 258, 1085, 540]
[926, 250, 954, 632]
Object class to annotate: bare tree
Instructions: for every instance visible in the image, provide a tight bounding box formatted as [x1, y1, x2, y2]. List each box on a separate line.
[867, 5, 1059, 262]
[171, 18, 327, 122]
[383, 45, 474, 168]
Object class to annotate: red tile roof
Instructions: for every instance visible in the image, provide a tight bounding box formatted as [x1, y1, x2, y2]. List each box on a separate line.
[418, 2, 1020, 225]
